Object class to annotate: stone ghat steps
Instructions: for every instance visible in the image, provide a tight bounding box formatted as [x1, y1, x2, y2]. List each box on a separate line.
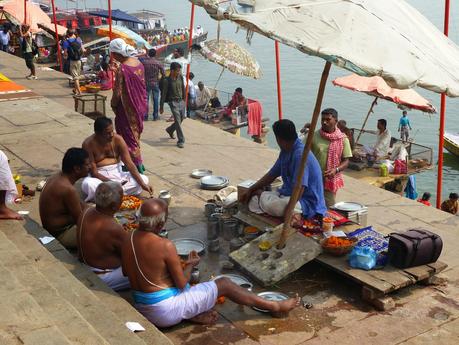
[0, 219, 172, 345]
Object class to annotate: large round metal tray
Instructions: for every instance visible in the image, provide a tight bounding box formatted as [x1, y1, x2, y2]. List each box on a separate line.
[190, 169, 213, 179]
[332, 201, 366, 212]
[252, 291, 289, 313]
[172, 238, 206, 256]
[200, 175, 229, 190]
[212, 274, 253, 290]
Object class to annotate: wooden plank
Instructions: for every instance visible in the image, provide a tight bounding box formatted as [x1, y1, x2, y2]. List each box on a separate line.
[230, 225, 322, 287]
[427, 261, 447, 273]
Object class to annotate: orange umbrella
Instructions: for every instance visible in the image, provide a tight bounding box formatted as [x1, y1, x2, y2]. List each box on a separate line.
[333, 74, 436, 113]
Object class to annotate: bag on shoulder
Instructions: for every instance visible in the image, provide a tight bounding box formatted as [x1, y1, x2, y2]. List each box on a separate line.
[67, 39, 82, 61]
[388, 229, 442, 268]
[32, 39, 38, 56]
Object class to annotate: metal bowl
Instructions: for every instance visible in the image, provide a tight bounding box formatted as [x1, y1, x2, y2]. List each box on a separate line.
[200, 175, 229, 190]
[191, 169, 213, 179]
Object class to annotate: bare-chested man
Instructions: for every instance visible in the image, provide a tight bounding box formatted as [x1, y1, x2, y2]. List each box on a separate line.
[81, 117, 153, 202]
[121, 199, 300, 328]
[39, 148, 90, 249]
[77, 181, 129, 291]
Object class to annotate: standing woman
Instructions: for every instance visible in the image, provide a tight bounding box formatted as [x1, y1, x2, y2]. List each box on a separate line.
[109, 38, 147, 173]
[20, 25, 37, 80]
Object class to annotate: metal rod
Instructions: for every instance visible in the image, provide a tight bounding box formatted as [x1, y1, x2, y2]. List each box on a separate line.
[24, 0, 27, 24]
[278, 61, 332, 249]
[436, 0, 450, 208]
[108, 0, 112, 40]
[51, 0, 63, 72]
[355, 96, 378, 145]
[275, 41, 283, 120]
[185, 3, 196, 108]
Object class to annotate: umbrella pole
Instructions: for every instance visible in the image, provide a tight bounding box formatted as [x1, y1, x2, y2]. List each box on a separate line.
[185, 3, 196, 109]
[355, 96, 378, 145]
[275, 41, 283, 120]
[278, 61, 332, 249]
[108, 0, 113, 40]
[51, 0, 63, 72]
[24, 0, 27, 24]
[437, 0, 450, 208]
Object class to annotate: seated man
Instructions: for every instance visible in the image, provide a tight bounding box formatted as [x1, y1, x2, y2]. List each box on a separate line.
[81, 117, 152, 202]
[0, 150, 22, 220]
[242, 119, 327, 222]
[77, 181, 129, 291]
[39, 148, 90, 249]
[214, 87, 246, 123]
[121, 199, 300, 328]
[441, 193, 458, 215]
[195, 81, 212, 110]
[363, 119, 392, 159]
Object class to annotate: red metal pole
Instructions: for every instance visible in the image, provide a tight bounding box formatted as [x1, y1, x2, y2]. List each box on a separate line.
[185, 3, 195, 108]
[108, 0, 113, 40]
[23, 0, 27, 24]
[51, 0, 63, 72]
[275, 41, 283, 120]
[436, 0, 450, 208]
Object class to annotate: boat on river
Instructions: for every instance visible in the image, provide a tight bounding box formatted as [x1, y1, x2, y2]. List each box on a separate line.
[444, 132, 459, 157]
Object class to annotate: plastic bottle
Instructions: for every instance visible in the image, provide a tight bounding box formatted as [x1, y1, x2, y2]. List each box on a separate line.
[380, 164, 388, 177]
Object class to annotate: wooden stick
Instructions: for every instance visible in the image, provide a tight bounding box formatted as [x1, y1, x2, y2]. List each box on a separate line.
[355, 96, 378, 145]
[277, 61, 331, 249]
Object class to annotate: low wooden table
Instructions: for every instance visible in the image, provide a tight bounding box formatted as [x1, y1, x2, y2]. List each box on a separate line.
[235, 209, 447, 310]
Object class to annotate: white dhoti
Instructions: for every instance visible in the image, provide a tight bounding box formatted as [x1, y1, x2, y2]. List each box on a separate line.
[135, 281, 218, 328]
[248, 191, 301, 217]
[0, 150, 18, 203]
[89, 266, 130, 291]
[81, 163, 148, 202]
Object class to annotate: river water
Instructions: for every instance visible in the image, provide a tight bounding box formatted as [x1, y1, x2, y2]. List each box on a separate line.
[59, 0, 459, 200]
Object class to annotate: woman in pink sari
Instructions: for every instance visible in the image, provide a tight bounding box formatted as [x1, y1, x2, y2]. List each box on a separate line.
[110, 38, 147, 173]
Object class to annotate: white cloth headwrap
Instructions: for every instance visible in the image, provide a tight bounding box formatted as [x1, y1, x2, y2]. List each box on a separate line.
[109, 38, 136, 57]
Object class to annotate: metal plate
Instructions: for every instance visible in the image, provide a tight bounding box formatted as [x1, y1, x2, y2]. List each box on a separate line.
[212, 274, 253, 290]
[191, 169, 213, 179]
[332, 202, 366, 212]
[200, 175, 229, 190]
[253, 291, 289, 313]
[172, 238, 206, 256]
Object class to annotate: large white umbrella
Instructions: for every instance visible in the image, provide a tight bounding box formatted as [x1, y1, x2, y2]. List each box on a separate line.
[192, 0, 458, 250]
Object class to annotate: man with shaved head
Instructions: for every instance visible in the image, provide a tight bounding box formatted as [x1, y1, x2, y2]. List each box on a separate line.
[77, 181, 129, 291]
[122, 199, 301, 328]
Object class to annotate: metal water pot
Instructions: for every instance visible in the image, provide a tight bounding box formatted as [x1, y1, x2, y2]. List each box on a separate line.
[207, 218, 220, 240]
[158, 190, 171, 205]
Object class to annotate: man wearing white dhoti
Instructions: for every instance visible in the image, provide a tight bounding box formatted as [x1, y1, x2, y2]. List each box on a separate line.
[0, 150, 22, 220]
[81, 117, 153, 202]
[77, 182, 130, 291]
[121, 199, 301, 328]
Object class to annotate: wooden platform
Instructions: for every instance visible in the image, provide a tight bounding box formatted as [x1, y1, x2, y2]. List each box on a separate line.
[235, 209, 448, 310]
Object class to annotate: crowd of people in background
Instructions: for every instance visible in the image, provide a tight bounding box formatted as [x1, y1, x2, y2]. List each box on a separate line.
[142, 25, 204, 47]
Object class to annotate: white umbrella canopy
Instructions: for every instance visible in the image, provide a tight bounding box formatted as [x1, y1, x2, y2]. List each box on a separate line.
[192, 0, 459, 97]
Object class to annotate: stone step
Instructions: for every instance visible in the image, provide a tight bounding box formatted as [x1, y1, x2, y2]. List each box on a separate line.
[0, 221, 151, 345]
[0, 230, 111, 345]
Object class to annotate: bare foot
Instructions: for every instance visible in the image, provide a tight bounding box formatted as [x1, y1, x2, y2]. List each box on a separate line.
[189, 310, 219, 325]
[271, 295, 301, 318]
[0, 208, 23, 220]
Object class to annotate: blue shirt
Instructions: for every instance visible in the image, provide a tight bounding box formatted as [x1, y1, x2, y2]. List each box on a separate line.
[269, 139, 327, 218]
[399, 116, 410, 127]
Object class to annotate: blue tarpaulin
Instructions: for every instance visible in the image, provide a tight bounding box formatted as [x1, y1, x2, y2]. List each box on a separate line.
[88, 9, 143, 24]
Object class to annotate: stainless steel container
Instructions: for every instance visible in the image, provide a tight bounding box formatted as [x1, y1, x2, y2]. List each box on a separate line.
[229, 237, 245, 252]
[222, 219, 239, 241]
[204, 203, 217, 217]
[190, 267, 200, 284]
[158, 190, 171, 205]
[208, 238, 220, 252]
[207, 219, 220, 240]
[332, 202, 368, 226]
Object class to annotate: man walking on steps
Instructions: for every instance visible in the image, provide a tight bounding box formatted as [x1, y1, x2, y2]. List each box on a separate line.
[160, 62, 186, 148]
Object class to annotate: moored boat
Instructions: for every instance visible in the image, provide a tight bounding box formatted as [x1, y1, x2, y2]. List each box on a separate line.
[444, 132, 459, 157]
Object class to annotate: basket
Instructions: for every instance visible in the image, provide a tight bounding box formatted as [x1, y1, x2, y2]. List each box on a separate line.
[85, 85, 101, 94]
[321, 237, 358, 256]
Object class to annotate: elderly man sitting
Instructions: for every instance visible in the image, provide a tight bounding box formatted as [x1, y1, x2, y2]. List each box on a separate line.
[0, 150, 22, 220]
[39, 148, 90, 248]
[121, 198, 300, 328]
[81, 117, 153, 202]
[77, 181, 130, 291]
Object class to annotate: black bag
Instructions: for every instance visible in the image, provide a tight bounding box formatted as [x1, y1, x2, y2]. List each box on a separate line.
[31, 39, 38, 56]
[67, 39, 82, 61]
[388, 229, 442, 268]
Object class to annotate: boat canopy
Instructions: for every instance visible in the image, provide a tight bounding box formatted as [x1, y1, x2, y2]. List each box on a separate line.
[88, 9, 143, 24]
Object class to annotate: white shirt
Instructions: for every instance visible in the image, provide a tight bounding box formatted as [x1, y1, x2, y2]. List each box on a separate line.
[196, 85, 212, 107]
[374, 129, 392, 157]
[0, 31, 10, 45]
[165, 53, 191, 76]
[188, 79, 196, 98]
